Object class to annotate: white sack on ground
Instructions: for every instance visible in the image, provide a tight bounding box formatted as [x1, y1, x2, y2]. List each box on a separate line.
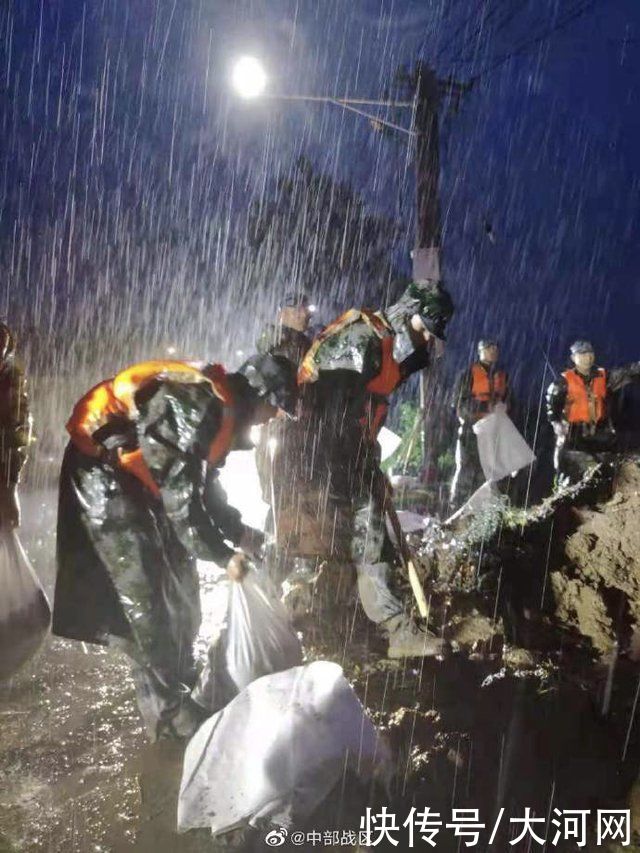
[192, 568, 303, 713]
[473, 411, 535, 482]
[179, 660, 392, 835]
[0, 529, 51, 681]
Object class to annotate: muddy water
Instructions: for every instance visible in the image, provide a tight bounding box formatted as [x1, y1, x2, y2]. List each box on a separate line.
[0, 487, 226, 853]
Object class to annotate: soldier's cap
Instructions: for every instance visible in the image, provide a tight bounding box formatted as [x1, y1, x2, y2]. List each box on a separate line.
[477, 339, 498, 351]
[570, 340, 594, 355]
[238, 352, 298, 415]
[407, 281, 455, 340]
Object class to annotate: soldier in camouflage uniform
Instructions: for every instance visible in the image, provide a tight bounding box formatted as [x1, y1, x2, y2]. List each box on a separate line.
[285, 281, 454, 658]
[254, 292, 315, 586]
[53, 356, 296, 739]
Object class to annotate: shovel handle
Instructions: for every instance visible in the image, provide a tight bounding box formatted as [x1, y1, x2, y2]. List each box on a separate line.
[379, 475, 429, 619]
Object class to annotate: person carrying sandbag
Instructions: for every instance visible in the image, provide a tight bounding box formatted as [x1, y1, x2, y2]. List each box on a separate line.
[450, 338, 511, 508]
[53, 354, 297, 740]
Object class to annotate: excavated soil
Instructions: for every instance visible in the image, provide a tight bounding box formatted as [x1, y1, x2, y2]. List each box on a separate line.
[551, 462, 640, 657]
[4, 469, 640, 852]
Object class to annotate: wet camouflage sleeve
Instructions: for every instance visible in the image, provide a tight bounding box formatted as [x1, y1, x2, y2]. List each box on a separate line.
[546, 376, 567, 424]
[136, 381, 237, 564]
[609, 362, 640, 393]
[310, 322, 382, 383]
[453, 367, 475, 422]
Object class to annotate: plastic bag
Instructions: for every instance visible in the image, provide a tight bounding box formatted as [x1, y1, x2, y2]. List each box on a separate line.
[0, 528, 51, 681]
[179, 660, 392, 835]
[192, 568, 302, 713]
[473, 411, 535, 482]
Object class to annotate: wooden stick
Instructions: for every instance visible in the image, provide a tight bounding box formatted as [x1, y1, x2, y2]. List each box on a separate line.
[379, 476, 429, 618]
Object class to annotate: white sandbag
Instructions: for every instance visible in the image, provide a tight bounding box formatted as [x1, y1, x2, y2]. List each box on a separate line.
[473, 412, 535, 482]
[0, 528, 51, 681]
[192, 568, 303, 713]
[179, 660, 392, 835]
[377, 426, 401, 462]
[226, 569, 303, 691]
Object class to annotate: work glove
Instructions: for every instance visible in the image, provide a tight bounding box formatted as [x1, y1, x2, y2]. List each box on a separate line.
[226, 551, 250, 582]
[238, 526, 265, 558]
[0, 484, 20, 529]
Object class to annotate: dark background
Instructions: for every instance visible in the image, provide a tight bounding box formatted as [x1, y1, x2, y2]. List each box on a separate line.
[1, 0, 639, 461]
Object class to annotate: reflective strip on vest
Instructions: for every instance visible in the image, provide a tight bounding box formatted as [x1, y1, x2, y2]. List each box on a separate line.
[366, 335, 402, 397]
[203, 365, 236, 466]
[471, 363, 507, 403]
[298, 308, 396, 385]
[112, 359, 205, 415]
[69, 360, 235, 491]
[563, 368, 607, 424]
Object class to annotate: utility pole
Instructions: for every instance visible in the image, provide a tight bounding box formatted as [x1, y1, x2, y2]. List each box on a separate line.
[408, 61, 470, 466]
[412, 62, 443, 286]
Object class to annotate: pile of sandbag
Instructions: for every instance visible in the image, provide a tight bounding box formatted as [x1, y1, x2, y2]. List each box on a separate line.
[181, 568, 391, 837]
[179, 660, 392, 836]
[0, 528, 51, 681]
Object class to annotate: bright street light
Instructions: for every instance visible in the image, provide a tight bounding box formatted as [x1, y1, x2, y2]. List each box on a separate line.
[231, 56, 268, 99]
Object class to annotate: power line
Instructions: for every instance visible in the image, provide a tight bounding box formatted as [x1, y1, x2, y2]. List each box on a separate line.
[415, 0, 473, 66]
[435, 0, 489, 62]
[448, 0, 530, 65]
[469, 0, 602, 82]
[447, 0, 520, 64]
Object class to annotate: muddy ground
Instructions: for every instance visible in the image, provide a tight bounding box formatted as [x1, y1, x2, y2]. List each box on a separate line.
[3, 473, 640, 852]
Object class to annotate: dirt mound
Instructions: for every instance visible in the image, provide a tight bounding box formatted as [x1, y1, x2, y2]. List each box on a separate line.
[551, 461, 640, 656]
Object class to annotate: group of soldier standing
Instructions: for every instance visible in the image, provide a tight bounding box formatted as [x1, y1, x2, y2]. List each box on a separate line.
[0, 280, 638, 741]
[451, 336, 640, 501]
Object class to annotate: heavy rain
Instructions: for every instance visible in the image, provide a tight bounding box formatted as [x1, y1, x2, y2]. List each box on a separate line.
[1, 0, 640, 851]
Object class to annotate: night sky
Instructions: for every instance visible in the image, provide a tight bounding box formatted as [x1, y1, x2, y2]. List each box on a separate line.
[1, 0, 639, 439]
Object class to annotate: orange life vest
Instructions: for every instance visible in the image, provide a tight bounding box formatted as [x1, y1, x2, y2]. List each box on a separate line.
[363, 334, 402, 439]
[563, 368, 607, 424]
[67, 360, 235, 495]
[470, 363, 508, 404]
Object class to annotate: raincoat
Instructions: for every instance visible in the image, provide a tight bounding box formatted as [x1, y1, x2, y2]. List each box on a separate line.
[53, 378, 245, 710]
[274, 309, 429, 623]
[254, 322, 312, 581]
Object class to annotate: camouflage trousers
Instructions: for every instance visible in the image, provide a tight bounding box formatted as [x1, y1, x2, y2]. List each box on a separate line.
[275, 487, 404, 626]
[54, 445, 201, 735]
